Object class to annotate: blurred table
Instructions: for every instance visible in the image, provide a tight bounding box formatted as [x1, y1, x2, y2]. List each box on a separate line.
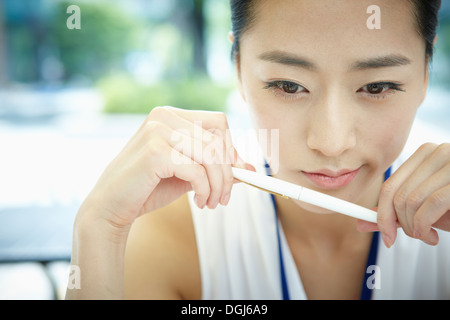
[0, 204, 79, 262]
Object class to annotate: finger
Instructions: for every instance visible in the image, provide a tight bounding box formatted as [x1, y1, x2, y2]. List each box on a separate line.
[396, 145, 450, 237]
[204, 164, 224, 209]
[152, 107, 253, 173]
[403, 163, 450, 238]
[357, 207, 401, 232]
[356, 207, 379, 232]
[206, 128, 234, 206]
[152, 146, 211, 210]
[219, 164, 234, 206]
[432, 211, 450, 232]
[156, 106, 238, 164]
[357, 219, 401, 232]
[149, 107, 254, 207]
[155, 107, 252, 205]
[357, 220, 380, 232]
[169, 125, 226, 209]
[161, 106, 230, 135]
[142, 120, 223, 209]
[413, 185, 450, 245]
[378, 145, 436, 247]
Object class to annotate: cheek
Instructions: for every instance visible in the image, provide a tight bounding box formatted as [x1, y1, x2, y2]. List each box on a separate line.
[246, 108, 286, 172]
[246, 99, 305, 174]
[364, 103, 418, 170]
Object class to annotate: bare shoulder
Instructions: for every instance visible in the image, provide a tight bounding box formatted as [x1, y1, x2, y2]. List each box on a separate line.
[124, 193, 201, 299]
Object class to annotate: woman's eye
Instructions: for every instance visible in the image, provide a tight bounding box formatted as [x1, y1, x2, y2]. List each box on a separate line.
[358, 82, 405, 98]
[366, 83, 389, 94]
[264, 80, 308, 97]
[281, 82, 302, 94]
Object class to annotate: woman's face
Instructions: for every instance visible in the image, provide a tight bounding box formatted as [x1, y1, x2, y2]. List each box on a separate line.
[237, 0, 429, 211]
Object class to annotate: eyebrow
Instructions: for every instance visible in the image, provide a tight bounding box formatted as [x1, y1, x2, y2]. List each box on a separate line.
[351, 55, 412, 70]
[258, 50, 412, 71]
[258, 51, 316, 70]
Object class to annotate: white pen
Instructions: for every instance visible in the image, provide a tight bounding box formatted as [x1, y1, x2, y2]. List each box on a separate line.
[232, 167, 378, 223]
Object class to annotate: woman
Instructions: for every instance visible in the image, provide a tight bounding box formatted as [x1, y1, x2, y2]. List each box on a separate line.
[66, 0, 449, 299]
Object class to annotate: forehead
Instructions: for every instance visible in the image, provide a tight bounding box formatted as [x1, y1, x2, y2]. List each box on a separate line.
[240, 0, 424, 68]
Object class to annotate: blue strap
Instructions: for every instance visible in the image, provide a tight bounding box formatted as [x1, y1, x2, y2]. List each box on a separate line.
[269, 163, 392, 300]
[360, 167, 392, 300]
[360, 232, 380, 300]
[271, 193, 291, 300]
[266, 163, 290, 300]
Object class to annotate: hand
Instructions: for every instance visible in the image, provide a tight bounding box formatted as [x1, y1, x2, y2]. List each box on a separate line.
[357, 143, 450, 247]
[78, 106, 252, 232]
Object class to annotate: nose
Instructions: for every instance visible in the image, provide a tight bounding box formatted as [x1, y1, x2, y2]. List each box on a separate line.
[306, 94, 357, 157]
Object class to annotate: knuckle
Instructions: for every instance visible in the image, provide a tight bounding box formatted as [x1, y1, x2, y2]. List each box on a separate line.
[144, 120, 165, 136]
[145, 138, 166, 157]
[405, 191, 423, 212]
[201, 147, 217, 165]
[205, 140, 226, 165]
[207, 131, 222, 145]
[380, 180, 396, 198]
[418, 142, 437, 154]
[209, 128, 226, 144]
[192, 171, 209, 197]
[223, 171, 235, 185]
[148, 106, 170, 120]
[201, 129, 217, 145]
[208, 187, 222, 202]
[403, 228, 414, 238]
[213, 112, 229, 131]
[192, 165, 208, 182]
[393, 189, 408, 212]
[428, 190, 446, 209]
[413, 214, 429, 233]
[435, 143, 450, 158]
[375, 211, 389, 230]
[217, 111, 228, 123]
[422, 142, 438, 151]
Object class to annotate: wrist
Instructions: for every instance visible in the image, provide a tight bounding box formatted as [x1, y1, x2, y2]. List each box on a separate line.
[68, 206, 130, 299]
[77, 192, 135, 235]
[74, 204, 131, 246]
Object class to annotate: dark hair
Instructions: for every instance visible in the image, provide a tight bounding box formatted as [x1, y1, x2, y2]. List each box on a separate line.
[229, 0, 257, 61]
[409, 0, 442, 59]
[230, 0, 441, 61]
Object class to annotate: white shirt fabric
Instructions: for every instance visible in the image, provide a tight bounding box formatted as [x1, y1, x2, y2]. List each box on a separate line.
[188, 120, 450, 300]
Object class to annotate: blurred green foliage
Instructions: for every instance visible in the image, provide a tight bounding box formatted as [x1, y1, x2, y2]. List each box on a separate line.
[4, 0, 450, 114]
[98, 73, 232, 113]
[46, 0, 231, 113]
[49, 1, 142, 81]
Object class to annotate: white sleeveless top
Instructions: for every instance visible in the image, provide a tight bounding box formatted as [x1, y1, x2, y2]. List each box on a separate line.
[188, 121, 450, 300]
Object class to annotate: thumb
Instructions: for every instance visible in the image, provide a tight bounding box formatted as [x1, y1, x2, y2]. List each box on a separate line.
[357, 219, 380, 232]
[357, 207, 380, 232]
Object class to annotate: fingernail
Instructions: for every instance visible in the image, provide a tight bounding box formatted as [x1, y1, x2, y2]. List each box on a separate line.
[208, 198, 219, 209]
[194, 194, 206, 209]
[220, 193, 230, 206]
[381, 233, 393, 248]
[422, 231, 439, 246]
[194, 194, 201, 208]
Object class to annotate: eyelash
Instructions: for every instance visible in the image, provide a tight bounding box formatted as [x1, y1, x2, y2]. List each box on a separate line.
[263, 80, 309, 100]
[263, 80, 405, 101]
[358, 82, 405, 100]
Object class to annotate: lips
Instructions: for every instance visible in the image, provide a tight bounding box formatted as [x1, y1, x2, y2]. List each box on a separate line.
[302, 167, 361, 189]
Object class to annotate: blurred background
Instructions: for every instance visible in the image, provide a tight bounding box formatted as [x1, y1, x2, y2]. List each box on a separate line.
[0, 0, 449, 299]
